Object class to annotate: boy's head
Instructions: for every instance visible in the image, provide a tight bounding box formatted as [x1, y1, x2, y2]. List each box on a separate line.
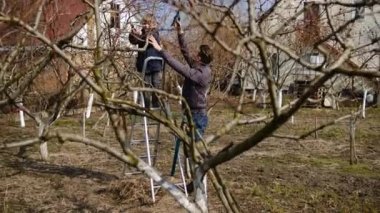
[198, 45, 213, 65]
[141, 14, 157, 30]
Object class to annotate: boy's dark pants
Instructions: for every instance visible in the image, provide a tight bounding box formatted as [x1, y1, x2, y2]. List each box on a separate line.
[143, 71, 162, 108]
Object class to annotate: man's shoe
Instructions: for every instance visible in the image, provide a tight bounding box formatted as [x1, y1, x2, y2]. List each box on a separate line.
[151, 102, 161, 110]
[186, 181, 194, 193]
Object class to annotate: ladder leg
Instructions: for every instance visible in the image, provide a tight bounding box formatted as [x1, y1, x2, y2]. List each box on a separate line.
[204, 174, 207, 200]
[143, 130, 156, 202]
[178, 153, 188, 196]
[152, 114, 161, 166]
[170, 138, 181, 176]
[139, 92, 156, 202]
[185, 157, 192, 179]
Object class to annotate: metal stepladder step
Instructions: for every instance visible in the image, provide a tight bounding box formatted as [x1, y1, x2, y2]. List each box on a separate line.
[123, 57, 188, 202]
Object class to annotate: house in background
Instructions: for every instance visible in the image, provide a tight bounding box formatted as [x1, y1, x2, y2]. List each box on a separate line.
[72, 0, 139, 49]
[241, 0, 379, 106]
[0, 0, 93, 111]
[0, 0, 142, 112]
[0, 0, 90, 47]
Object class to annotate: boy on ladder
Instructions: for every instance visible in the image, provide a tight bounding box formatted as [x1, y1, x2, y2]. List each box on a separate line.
[129, 14, 163, 109]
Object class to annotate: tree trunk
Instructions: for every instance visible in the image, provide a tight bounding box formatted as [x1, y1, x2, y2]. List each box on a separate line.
[39, 141, 49, 161]
[349, 112, 358, 165]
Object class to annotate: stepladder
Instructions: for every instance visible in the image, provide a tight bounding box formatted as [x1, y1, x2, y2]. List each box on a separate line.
[123, 57, 188, 202]
[170, 119, 208, 198]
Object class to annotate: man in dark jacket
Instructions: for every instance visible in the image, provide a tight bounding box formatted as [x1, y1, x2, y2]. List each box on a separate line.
[129, 14, 163, 108]
[148, 21, 213, 142]
[149, 21, 212, 194]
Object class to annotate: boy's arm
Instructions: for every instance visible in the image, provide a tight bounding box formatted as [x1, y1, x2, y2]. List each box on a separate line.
[129, 31, 145, 46]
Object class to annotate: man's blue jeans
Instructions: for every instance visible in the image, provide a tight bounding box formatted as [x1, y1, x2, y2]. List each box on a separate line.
[191, 111, 208, 142]
[170, 111, 208, 176]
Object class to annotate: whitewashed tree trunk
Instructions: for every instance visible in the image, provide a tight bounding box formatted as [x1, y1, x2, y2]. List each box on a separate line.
[252, 89, 257, 101]
[194, 171, 208, 213]
[39, 142, 49, 161]
[362, 90, 367, 118]
[38, 123, 48, 161]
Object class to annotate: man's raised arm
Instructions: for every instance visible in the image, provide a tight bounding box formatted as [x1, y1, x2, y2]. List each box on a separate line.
[175, 21, 196, 68]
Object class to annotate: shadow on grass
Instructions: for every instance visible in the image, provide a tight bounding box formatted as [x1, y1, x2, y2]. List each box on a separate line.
[7, 158, 119, 182]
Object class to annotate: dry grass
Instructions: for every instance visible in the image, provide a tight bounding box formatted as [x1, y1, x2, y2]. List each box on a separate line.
[106, 178, 151, 204]
[0, 102, 380, 212]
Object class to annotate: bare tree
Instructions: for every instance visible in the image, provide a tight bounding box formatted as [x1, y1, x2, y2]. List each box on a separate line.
[0, 0, 379, 212]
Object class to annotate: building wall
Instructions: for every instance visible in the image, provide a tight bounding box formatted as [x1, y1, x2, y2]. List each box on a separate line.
[0, 0, 89, 46]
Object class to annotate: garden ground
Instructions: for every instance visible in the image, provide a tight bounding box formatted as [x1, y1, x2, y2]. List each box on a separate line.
[0, 97, 379, 212]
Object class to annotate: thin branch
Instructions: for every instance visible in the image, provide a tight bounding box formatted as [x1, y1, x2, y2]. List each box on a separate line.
[298, 111, 360, 140]
[255, 39, 279, 117]
[312, 0, 379, 7]
[33, 0, 46, 29]
[0, 138, 40, 149]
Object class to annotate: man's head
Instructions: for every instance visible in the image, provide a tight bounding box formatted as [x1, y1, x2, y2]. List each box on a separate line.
[198, 45, 213, 65]
[141, 14, 157, 30]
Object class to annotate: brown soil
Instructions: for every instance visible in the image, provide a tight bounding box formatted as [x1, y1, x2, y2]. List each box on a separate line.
[1, 100, 379, 212]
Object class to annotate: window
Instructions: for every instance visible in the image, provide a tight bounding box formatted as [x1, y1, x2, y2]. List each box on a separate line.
[352, 0, 364, 19]
[310, 53, 323, 65]
[304, 1, 320, 25]
[110, 3, 120, 29]
[256, 0, 276, 16]
[271, 53, 279, 78]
